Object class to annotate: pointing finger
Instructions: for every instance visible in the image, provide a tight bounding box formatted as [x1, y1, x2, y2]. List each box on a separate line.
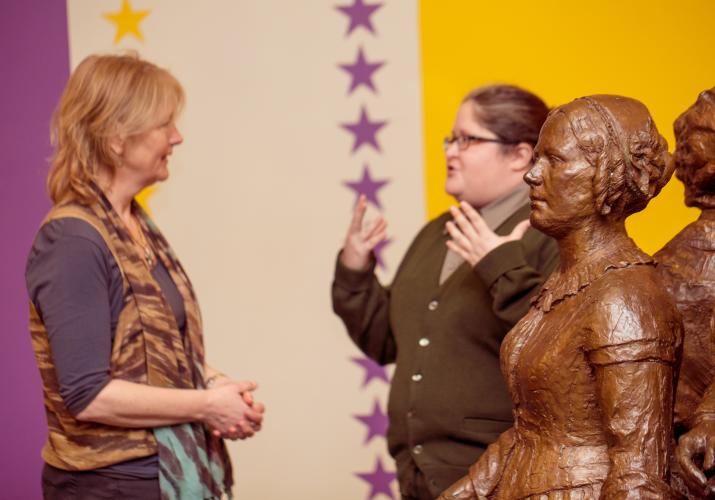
[349, 195, 368, 233]
[459, 201, 489, 234]
[508, 219, 531, 241]
[449, 206, 479, 242]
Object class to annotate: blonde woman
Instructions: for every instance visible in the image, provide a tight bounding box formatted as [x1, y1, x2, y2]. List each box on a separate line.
[26, 54, 263, 499]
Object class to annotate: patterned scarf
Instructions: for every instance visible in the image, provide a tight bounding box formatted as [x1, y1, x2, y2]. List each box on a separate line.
[42, 184, 234, 499]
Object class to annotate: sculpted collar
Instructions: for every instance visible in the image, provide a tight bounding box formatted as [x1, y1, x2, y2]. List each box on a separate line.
[532, 243, 653, 313]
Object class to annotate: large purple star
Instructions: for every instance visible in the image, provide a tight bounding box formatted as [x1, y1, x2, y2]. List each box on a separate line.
[339, 47, 385, 94]
[335, 0, 383, 36]
[373, 237, 391, 270]
[341, 106, 387, 153]
[356, 457, 397, 500]
[344, 164, 389, 209]
[354, 399, 389, 444]
[351, 356, 390, 387]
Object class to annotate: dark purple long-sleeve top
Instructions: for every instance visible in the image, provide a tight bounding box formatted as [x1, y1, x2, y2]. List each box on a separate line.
[26, 217, 187, 478]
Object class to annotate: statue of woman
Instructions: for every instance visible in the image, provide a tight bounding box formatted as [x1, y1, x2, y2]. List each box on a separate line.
[656, 88, 715, 498]
[439, 95, 681, 499]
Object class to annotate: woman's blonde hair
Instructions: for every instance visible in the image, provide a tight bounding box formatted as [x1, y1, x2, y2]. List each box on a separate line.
[48, 52, 184, 205]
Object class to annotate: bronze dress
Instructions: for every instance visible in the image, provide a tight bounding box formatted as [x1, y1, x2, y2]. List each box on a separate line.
[441, 244, 681, 499]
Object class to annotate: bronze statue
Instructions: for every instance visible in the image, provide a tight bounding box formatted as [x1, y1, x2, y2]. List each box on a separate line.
[439, 95, 682, 499]
[656, 88, 715, 498]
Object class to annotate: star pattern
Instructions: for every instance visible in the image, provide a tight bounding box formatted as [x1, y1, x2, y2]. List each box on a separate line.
[336, 0, 383, 36]
[354, 399, 389, 444]
[356, 457, 397, 499]
[341, 106, 388, 153]
[344, 164, 389, 209]
[103, 0, 150, 44]
[372, 237, 391, 270]
[335, 5, 393, 494]
[351, 356, 390, 387]
[339, 47, 385, 94]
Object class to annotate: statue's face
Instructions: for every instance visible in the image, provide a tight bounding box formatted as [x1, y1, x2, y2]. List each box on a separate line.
[525, 112, 595, 238]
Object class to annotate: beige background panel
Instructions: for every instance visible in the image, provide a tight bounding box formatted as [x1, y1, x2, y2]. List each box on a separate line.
[67, 0, 423, 498]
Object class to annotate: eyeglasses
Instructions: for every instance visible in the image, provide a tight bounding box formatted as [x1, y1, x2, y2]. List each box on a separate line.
[443, 134, 515, 152]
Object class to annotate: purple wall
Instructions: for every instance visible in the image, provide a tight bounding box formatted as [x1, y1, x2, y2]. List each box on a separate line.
[0, 2, 69, 498]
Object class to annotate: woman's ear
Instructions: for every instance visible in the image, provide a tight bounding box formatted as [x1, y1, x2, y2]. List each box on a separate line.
[509, 143, 535, 172]
[108, 136, 124, 157]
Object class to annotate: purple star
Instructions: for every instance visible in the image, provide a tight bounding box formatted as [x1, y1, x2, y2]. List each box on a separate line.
[351, 356, 390, 387]
[373, 237, 391, 270]
[356, 457, 397, 500]
[335, 0, 383, 36]
[344, 164, 389, 209]
[341, 106, 387, 153]
[354, 399, 389, 444]
[339, 47, 385, 94]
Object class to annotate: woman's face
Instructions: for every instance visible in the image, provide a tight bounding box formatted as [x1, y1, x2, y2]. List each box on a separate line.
[525, 113, 595, 237]
[118, 110, 183, 189]
[444, 102, 516, 208]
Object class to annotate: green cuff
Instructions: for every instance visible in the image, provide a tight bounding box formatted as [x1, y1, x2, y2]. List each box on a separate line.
[473, 240, 527, 288]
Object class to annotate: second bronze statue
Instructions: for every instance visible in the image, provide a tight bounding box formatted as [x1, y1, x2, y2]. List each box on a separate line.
[658, 87, 715, 499]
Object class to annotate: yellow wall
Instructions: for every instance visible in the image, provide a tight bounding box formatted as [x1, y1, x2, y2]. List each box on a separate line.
[419, 0, 714, 254]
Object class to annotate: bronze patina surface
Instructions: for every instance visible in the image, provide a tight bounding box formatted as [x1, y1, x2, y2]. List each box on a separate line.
[440, 95, 682, 499]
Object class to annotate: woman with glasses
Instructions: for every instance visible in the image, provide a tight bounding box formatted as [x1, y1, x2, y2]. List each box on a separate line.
[332, 84, 559, 499]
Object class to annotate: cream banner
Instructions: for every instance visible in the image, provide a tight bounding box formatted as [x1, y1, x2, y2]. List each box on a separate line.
[66, 1, 424, 498]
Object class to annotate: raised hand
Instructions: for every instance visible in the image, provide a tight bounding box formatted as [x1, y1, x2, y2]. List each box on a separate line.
[340, 194, 387, 271]
[445, 201, 530, 267]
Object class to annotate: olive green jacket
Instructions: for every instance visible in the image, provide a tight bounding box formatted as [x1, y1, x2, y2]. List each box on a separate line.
[332, 204, 559, 498]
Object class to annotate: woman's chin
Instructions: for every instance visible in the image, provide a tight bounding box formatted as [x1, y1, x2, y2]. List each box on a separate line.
[444, 186, 459, 199]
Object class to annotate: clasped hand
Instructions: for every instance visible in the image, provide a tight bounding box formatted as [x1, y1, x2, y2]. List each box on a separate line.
[204, 379, 265, 441]
[445, 201, 530, 267]
[676, 419, 715, 496]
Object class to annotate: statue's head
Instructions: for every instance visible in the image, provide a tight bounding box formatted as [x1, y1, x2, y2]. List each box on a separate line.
[673, 88, 715, 209]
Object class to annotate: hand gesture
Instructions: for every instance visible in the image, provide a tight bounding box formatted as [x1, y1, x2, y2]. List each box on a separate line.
[676, 419, 715, 496]
[445, 201, 530, 267]
[340, 194, 387, 271]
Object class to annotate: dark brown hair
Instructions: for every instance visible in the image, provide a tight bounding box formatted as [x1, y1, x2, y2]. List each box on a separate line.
[463, 84, 549, 146]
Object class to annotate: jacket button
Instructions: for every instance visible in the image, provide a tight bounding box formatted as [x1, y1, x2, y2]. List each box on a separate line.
[407, 410, 415, 418]
[413, 444, 423, 455]
[418, 337, 430, 347]
[411, 373, 423, 382]
[427, 300, 439, 311]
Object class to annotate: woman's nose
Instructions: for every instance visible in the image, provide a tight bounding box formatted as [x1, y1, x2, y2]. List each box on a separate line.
[444, 140, 459, 159]
[170, 125, 184, 146]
